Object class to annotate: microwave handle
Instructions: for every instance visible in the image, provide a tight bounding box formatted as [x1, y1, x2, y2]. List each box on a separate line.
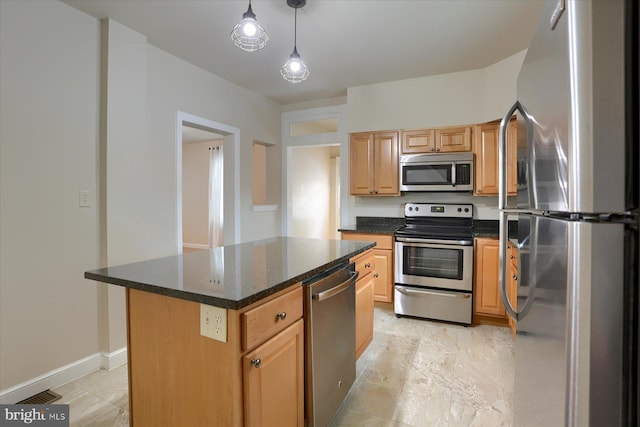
[451, 161, 456, 187]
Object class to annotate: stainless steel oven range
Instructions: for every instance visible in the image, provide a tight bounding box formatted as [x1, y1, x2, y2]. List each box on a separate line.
[394, 203, 474, 325]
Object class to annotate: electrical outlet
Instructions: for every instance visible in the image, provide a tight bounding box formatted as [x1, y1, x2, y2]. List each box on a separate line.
[79, 190, 91, 207]
[200, 304, 227, 342]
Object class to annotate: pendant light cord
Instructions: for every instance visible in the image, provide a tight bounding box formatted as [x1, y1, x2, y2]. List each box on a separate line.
[294, 6, 298, 48]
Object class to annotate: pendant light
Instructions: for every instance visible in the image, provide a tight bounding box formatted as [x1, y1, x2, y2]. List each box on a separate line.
[281, 0, 309, 83]
[231, 0, 268, 52]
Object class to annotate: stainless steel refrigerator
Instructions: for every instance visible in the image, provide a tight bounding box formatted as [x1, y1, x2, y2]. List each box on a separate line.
[497, 0, 639, 426]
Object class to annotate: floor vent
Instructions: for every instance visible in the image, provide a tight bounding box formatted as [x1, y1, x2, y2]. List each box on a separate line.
[17, 389, 62, 405]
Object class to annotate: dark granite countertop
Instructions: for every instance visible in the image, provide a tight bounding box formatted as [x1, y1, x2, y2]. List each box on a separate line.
[85, 236, 375, 310]
[339, 217, 404, 235]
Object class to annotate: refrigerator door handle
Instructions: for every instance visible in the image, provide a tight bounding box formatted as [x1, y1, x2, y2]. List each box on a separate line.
[499, 100, 525, 211]
[499, 210, 519, 321]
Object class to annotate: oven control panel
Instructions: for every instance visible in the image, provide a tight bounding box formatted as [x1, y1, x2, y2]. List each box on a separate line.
[404, 203, 473, 218]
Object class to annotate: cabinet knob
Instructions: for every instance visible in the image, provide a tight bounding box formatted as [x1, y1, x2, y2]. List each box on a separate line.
[365, 263, 371, 268]
[436, 147, 441, 152]
[276, 312, 286, 321]
[430, 147, 436, 152]
[510, 255, 515, 259]
[477, 189, 483, 193]
[373, 273, 379, 278]
[512, 274, 518, 281]
[251, 358, 261, 368]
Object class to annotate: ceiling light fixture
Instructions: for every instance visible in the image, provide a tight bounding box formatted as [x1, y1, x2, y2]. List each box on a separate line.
[231, 0, 268, 52]
[281, 0, 309, 83]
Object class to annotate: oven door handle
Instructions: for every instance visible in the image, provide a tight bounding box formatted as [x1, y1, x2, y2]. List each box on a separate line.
[395, 237, 473, 246]
[396, 286, 471, 299]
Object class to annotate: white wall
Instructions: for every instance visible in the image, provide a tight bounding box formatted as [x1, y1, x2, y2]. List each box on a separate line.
[0, 0, 100, 391]
[344, 50, 527, 222]
[144, 44, 283, 245]
[0, 0, 284, 400]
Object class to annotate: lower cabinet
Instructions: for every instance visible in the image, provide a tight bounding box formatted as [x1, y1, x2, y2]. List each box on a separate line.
[507, 242, 518, 337]
[342, 232, 394, 303]
[243, 320, 304, 427]
[473, 237, 508, 326]
[351, 249, 375, 359]
[473, 237, 519, 332]
[127, 285, 304, 427]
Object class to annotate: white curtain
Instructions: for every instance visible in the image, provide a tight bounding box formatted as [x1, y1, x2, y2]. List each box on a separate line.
[208, 145, 224, 248]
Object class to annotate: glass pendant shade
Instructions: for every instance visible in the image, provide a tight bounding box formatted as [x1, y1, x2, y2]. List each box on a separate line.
[281, 47, 309, 83]
[231, 1, 268, 52]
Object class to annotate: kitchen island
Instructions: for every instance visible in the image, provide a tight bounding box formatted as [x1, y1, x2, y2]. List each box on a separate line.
[85, 236, 374, 427]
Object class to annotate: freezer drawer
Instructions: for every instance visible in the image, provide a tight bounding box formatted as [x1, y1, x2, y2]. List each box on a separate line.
[394, 285, 472, 325]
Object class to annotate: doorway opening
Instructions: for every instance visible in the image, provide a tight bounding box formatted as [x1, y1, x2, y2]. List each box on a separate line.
[176, 112, 241, 252]
[181, 125, 223, 252]
[288, 145, 341, 239]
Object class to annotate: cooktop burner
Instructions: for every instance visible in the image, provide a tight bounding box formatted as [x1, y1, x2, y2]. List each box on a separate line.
[395, 203, 474, 241]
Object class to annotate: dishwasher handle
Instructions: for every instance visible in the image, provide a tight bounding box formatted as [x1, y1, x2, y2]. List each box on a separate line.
[312, 271, 359, 302]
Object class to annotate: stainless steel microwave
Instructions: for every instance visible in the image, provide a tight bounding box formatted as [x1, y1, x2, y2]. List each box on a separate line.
[400, 152, 474, 192]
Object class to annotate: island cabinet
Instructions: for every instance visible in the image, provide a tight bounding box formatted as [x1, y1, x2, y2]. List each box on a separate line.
[473, 119, 517, 196]
[341, 233, 393, 303]
[473, 237, 508, 326]
[127, 285, 304, 427]
[350, 249, 375, 359]
[349, 131, 399, 196]
[401, 126, 472, 154]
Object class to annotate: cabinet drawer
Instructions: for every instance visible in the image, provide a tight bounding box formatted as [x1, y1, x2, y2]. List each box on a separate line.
[351, 250, 375, 279]
[242, 286, 303, 352]
[342, 233, 393, 250]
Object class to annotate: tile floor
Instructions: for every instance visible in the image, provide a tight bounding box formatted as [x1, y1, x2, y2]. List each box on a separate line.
[51, 303, 514, 427]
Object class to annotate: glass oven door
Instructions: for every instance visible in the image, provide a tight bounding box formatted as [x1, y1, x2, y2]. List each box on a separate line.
[395, 240, 473, 291]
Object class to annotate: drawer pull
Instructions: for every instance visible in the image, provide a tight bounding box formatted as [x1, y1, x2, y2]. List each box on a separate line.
[373, 273, 379, 278]
[365, 263, 371, 268]
[251, 358, 261, 368]
[276, 312, 287, 321]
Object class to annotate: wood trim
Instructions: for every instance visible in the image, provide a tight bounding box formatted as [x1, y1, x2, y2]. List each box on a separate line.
[341, 232, 393, 250]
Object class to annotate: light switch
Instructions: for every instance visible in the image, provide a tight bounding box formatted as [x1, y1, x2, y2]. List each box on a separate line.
[79, 190, 91, 207]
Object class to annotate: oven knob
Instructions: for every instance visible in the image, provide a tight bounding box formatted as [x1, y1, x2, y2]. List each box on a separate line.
[408, 207, 413, 212]
[464, 208, 469, 213]
[415, 207, 419, 211]
[457, 208, 462, 212]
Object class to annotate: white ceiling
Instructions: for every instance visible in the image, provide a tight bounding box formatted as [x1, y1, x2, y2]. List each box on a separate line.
[63, 0, 545, 105]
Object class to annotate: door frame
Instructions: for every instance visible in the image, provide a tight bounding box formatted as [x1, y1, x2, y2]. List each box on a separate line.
[281, 105, 348, 236]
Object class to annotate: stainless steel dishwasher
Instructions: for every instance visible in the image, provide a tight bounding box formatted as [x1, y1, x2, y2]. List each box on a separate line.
[304, 262, 358, 427]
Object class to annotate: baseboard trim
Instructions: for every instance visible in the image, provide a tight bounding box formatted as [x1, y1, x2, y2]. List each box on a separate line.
[183, 242, 209, 249]
[0, 347, 127, 404]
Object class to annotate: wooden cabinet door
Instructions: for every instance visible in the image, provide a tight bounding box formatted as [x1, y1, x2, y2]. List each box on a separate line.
[473, 122, 499, 196]
[243, 319, 304, 427]
[373, 132, 399, 195]
[350, 133, 374, 195]
[372, 249, 393, 303]
[473, 120, 517, 196]
[436, 126, 472, 153]
[473, 238, 506, 318]
[355, 274, 374, 359]
[401, 129, 436, 154]
[507, 261, 518, 337]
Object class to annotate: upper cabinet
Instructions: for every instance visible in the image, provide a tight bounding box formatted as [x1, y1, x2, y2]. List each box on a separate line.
[350, 131, 399, 196]
[401, 126, 472, 154]
[473, 119, 517, 196]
